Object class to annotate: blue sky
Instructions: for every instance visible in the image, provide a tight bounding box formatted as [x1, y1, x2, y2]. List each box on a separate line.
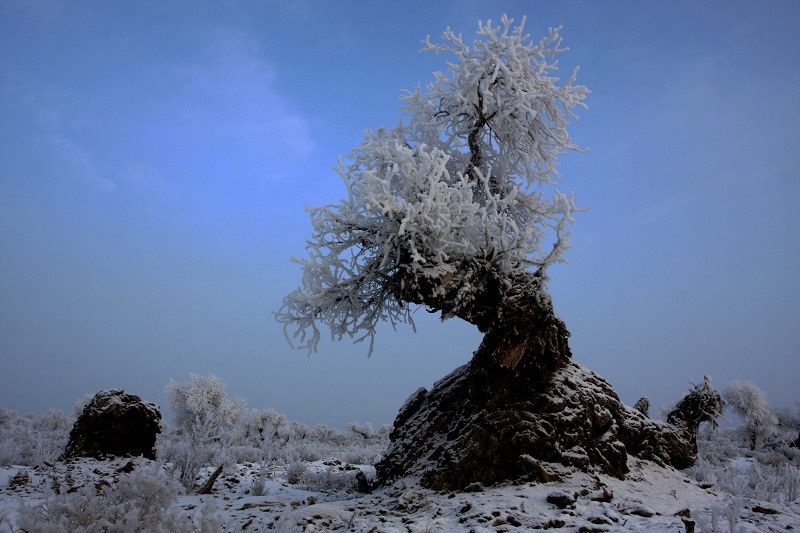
[1, 0, 798, 428]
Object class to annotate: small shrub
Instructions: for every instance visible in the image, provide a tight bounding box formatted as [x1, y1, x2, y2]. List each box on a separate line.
[724, 380, 778, 450]
[300, 467, 358, 493]
[16, 461, 225, 532]
[166, 373, 245, 440]
[347, 422, 375, 439]
[666, 376, 725, 438]
[250, 462, 270, 496]
[0, 408, 70, 467]
[633, 397, 650, 417]
[157, 435, 218, 491]
[784, 465, 800, 503]
[285, 461, 307, 485]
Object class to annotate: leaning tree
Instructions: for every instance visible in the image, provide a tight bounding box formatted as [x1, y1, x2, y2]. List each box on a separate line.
[278, 16, 706, 490]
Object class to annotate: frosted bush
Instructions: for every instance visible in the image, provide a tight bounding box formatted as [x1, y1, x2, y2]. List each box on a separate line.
[157, 434, 220, 491]
[0, 408, 70, 467]
[227, 444, 266, 464]
[72, 393, 94, 419]
[687, 456, 717, 484]
[166, 373, 245, 440]
[343, 450, 375, 465]
[347, 421, 375, 439]
[695, 426, 742, 465]
[0, 508, 11, 533]
[16, 461, 225, 532]
[784, 464, 800, 503]
[691, 425, 800, 504]
[694, 498, 745, 533]
[162, 374, 251, 490]
[223, 405, 389, 467]
[773, 406, 800, 432]
[666, 376, 725, 439]
[250, 462, 270, 496]
[724, 380, 778, 450]
[248, 408, 291, 442]
[285, 461, 307, 484]
[299, 467, 359, 493]
[293, 442, 322, 462]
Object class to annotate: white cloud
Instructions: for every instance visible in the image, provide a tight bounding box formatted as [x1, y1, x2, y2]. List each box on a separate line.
[170, 27, 315, 180]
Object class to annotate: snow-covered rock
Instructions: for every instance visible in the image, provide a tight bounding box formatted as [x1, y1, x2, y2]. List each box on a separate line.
[63, 389, 161, 460]
[377, 283, 697, 490]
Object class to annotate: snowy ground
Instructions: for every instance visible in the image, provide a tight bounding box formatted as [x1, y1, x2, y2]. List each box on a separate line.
[2, 455, 798, 532]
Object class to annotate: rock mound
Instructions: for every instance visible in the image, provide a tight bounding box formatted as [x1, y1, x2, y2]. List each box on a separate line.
[377, 358, 694, 490]
[63, 389, 161, 460]
[376, 282, 697, 491]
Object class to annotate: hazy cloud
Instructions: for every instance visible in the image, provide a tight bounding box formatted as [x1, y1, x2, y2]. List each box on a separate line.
[171, 27, 315, 181]
[119, 162, 178, 206]
[42, 135, 115, 192]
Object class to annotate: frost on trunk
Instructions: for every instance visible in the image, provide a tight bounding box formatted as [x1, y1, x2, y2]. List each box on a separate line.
[276, 15, 587, 360]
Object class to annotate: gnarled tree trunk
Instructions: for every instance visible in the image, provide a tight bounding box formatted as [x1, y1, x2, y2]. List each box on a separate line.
[377, 272, 696, 490]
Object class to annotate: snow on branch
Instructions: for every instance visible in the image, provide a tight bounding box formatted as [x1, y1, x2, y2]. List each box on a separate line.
[277, 15, 588, 354]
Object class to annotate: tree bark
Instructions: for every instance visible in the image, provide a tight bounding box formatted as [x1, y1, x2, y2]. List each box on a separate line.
[198, 465, 223, 495]
[377, 275, 696, 490]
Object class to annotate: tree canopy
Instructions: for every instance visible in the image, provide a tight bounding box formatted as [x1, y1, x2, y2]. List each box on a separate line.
[277, 15, 588, 354]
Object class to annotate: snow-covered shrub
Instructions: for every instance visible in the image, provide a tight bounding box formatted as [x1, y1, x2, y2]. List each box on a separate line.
[714, 460, 797, 503]
[666, 376, 725, 440]
[71, 393, 94, 419]
[347, 421, 375, 439]
[298, 467, 359, 493]
[773, 406, 800, 432]
[16, 461, 225, 532]
[166, 373, 245, 440]
[0, 507, 11, 533]
[0, 405, 14, 425]
[157, 434, 220, 491]
[785, 464, 800, 503]
[226, 444, 266, 464]
[690, 425, 800, 504]
[230, 407, 388, 466]
[633, 397, 650, 417]
[693, 426, 742, 466]
[156, 374, 390, 491]
[161, 374, 248, 490]
[0, 408, 70, 466]
[285, 461, 307, 484]
[291, 442, 323, 462]
[723, 380, 778, 450]
[250, 461, 270, 496]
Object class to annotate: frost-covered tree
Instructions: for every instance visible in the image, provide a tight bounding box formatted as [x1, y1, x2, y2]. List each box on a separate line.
[277, 15, 587, 355]
[724, 380, 778, 450]
[277, 16, 699, 490]
[666, 376, 725, 445]
[163, 374, 246, 490]
[166, 373, 244, 440]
